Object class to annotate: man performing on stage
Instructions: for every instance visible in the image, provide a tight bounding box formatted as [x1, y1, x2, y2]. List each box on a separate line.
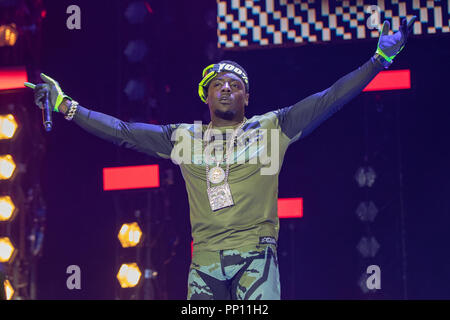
[25, 17, 415, 300]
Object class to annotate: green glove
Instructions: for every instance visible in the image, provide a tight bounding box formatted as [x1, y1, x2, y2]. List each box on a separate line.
[24, 73, 71, 112]
[375, 16, 417, 64]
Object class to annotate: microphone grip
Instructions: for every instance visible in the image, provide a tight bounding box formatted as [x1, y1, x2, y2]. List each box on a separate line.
[42, 91, 52, 132]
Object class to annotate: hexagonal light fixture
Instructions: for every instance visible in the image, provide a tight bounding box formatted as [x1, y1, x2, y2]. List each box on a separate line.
[356, 236, 380, 258]
[124, 79, 147, 101]
[354, 166, 376, 188]
[118, 222, 143, 248]
[0, 155, 16, 180]
[0, 237, 16, 263]
[0, 114, 18, 139]
[117, 263, 142, 288]
[355, 201, 378, 223]
[124, 40, 148, 63]
[0, 195, 17, 222]
[124, 1, 152, 24]
[4, 279, 14, 300]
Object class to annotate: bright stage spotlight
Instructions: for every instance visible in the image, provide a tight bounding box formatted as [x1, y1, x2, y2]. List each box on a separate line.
[0, 114, 18, 140]
[4, 279, 14, 300]
[0, 155, 16, 180]
[118, 222, 143, 248]
[0, 237, 16, 263]
[0, 195, 17, 222]
[0, 24, 18, 47]
[117, 263, 142, 288]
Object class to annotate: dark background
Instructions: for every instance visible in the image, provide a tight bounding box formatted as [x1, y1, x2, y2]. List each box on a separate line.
[2, 1, 449, 299]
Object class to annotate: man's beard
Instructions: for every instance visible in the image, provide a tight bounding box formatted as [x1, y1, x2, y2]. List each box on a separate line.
[214, 109, 235, 121]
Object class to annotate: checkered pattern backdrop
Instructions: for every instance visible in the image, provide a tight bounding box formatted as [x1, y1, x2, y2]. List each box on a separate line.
[217, 0, 450, 48]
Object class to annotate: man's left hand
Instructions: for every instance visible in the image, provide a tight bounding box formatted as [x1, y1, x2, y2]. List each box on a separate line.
[376, 16, 417, 64]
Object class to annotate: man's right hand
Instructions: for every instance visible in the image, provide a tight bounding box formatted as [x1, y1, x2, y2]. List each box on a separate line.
[24, 73, 71, 113]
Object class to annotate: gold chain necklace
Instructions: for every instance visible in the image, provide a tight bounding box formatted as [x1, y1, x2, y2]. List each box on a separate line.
[203, 118, 246, 211]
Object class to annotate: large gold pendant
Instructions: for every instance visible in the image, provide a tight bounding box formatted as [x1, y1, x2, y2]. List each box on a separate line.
[207, 183, 234, 211]
[208, 166, 225, 184]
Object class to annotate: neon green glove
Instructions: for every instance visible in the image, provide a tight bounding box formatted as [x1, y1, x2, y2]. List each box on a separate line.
[375, 16, 417, 64]
[24, 73, 71, 112]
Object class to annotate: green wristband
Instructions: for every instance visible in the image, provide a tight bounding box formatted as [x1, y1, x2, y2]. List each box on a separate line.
[54, 95, 73, 112]
[375, 47, 394, 63]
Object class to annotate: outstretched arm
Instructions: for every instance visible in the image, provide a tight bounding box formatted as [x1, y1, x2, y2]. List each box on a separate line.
[62, 99, 176, 159]
[276, 16, 416, 142]
[24, 76, 176, 159]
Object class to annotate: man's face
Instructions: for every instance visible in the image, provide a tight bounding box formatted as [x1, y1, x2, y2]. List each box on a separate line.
[205, 72, 249, 121]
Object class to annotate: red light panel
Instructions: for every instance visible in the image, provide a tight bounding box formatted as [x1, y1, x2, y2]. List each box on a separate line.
[0, 66, 28, 91]
[363, 69, 411, 92]
[103, 164, 160, 191]
[278, 197, 303, 219]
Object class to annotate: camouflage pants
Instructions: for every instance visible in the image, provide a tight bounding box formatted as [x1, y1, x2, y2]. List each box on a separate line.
[187, 243, 280, 300]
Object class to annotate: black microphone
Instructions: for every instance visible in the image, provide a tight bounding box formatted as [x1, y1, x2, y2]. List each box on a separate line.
[42, 90, 52, 132]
